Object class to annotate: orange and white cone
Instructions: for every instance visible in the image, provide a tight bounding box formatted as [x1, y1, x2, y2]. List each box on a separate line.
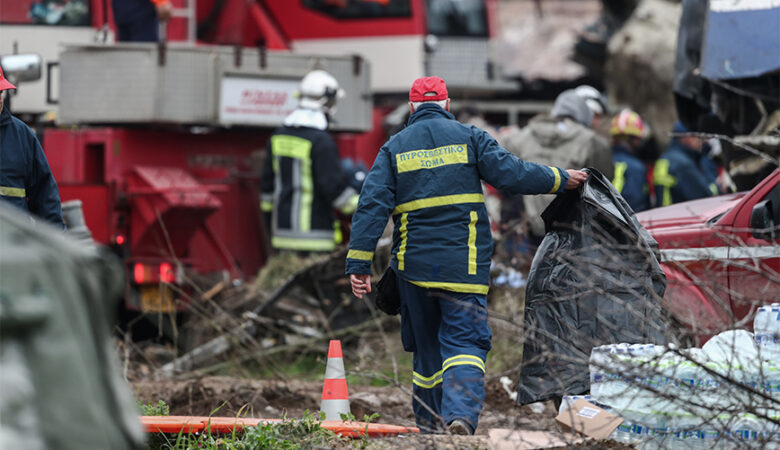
[320, 340, 350, 421]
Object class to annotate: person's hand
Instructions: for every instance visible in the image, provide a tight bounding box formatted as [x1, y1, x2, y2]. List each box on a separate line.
[564, 170, 587, 190]
[350, 274, 371, 299]
[156, 1, 173, 22]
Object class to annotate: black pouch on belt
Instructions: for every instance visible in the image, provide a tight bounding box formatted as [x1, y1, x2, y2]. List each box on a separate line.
[374, 267, 400, 315]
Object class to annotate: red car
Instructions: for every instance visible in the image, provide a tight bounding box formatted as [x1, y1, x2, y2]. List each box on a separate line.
[637, 169, 780, 342]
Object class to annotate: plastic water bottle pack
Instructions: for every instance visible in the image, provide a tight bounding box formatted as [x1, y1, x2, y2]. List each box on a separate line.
[587, 305, 780, 448]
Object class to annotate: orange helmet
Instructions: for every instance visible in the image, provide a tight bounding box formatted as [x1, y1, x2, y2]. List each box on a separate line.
[609, 109, 644, 137]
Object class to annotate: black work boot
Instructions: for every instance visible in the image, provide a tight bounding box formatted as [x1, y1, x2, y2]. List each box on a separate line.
[447, 419, 473, 435]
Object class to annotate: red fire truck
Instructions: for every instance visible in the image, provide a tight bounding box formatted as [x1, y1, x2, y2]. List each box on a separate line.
[638, 169, 780, 342]
[0, 1, 376, 320]
[1, 0, 522, 322]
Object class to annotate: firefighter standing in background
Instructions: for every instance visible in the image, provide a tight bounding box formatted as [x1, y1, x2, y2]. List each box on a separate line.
[112, 0, 172, 42]
[610, 109, 650, 212]
[654, 121, 721, 206]
[346, 76, 587, 435]
[261, 70, 360, 253]
[0, 67, 64, 228]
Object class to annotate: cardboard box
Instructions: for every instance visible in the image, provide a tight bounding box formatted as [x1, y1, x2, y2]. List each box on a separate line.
[488, 429, 586, 449]
[555, 399, 623, 440]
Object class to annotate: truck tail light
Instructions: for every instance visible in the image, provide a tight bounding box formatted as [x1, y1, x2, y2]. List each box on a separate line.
[133, 263, 150, 284]
[114, 234, 126, 245]
[160, 262, 175, 284]
[132, 262, 177, 284]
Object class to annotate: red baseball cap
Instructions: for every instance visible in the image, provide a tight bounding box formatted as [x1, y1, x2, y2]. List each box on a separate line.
[0, 66, 17, 91]
[409, 76, 448, 102]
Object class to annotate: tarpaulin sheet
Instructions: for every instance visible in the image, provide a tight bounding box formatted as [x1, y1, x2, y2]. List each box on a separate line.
[701, 1, 780, 80]
[516, 169, 667, 405]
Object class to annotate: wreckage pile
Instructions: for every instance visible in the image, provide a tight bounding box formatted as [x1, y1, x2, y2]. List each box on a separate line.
[156, 247, 392, 378]
[563, 304, 780, 448]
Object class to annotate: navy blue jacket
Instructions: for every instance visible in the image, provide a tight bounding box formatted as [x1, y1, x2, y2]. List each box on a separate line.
[654, 140, 719, 206]
[612, 144, 649, 212]
[346, 104, 569, 294]
[112, 0, 156, 25]
[112, 0, 159, 42]
[0, 107, 64, 227]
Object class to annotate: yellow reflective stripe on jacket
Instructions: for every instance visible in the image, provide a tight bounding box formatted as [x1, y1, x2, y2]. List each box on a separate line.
[347, 249, 374, 261]
[271, 135, 314, 232]
[397, 213, 409, 271]
[612, 161, 627, 194]
[271, 236, 336, 251]
[300, 158, 313, 232]
[0, 186, 26, 198]
[393, 193, 484, 215]
[443, 354, 486, 373]
[546, 166, 562, 194]
[271, 135, 312, 159]
[467, 211, 477, 275]
[412, 369, 443, 389]
[396, 144, 469, 173]
[709, 183, 718, 196]
[409, 280, 489, 295]
[260, 201, 273, 212]
[654, 159, 675, 206]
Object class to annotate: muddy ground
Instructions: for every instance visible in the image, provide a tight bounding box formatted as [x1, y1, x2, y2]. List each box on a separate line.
[128, 325, 622, 449]
[132, 375, 578, 448]
[126, 276, 625, 448]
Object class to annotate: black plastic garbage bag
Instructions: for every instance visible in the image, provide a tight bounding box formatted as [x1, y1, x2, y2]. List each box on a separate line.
[516, 168, 667, 405]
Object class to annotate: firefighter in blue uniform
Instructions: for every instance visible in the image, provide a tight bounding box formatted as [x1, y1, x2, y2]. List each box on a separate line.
[654, 121, 720, 206]
[0, 67, 64, 227]
[346, 77, 587, 435]
[610, 109, 650, 212]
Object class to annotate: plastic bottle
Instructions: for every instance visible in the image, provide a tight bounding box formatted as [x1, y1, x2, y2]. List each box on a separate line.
[728, 414, 766, 449]
[754, 304, 780, 363]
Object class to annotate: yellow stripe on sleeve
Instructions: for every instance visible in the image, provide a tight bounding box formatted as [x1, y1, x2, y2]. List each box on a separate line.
[347, 249, 374, 261]
[547, 166, 562, 194]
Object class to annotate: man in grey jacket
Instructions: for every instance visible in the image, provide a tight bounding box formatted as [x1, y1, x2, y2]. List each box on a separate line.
[500, 90, 612, 239]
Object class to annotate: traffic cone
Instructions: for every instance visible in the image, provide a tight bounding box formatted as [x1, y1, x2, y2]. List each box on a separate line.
[320, 340, 350, 420]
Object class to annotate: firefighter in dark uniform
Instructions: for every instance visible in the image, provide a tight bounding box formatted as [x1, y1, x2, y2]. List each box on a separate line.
[0, 67, 64, 227]
[260, 70, 359, 253]
[112, 0, 172, 42]
[654, 121, 721, 206]
[610, 109, 650, 212]
[346, 76, 587, 435]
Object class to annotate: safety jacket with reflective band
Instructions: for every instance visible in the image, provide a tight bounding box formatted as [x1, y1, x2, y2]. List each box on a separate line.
[0, 106, 64, 227]
[261, 124, 358, 252]
[654, 140, 719, 207]
[346, 104, 569, 293]
[611, 144, 649, 212]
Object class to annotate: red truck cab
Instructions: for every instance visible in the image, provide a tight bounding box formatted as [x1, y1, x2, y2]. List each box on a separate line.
[638, 169, 780, 342]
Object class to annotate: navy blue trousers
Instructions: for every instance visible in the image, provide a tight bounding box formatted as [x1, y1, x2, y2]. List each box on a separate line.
[397, 277, 492, 433]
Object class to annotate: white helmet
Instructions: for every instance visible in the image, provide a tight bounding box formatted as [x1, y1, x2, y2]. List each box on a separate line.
[574, 85, 608, 116]
[298, 70, 345, 113]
